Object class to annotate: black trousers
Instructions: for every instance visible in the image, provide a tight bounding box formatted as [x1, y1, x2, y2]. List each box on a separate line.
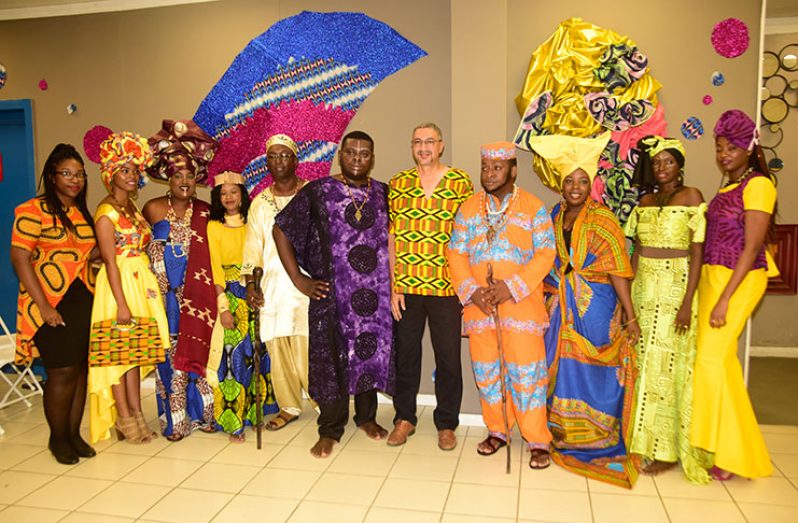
[317, 390, 378, 441]
[392, 294, 463, 430]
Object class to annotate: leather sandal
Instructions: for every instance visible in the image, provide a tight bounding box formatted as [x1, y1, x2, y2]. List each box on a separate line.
[266, 412, 298, 431]
[476, 435, 507, 456]
[529, 448, 551, 469]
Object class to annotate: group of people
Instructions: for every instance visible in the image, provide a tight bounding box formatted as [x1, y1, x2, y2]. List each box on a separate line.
[10, 109, 776, 488]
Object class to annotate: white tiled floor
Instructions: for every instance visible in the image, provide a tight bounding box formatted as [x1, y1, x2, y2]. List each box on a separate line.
[1, 389, 798, 522]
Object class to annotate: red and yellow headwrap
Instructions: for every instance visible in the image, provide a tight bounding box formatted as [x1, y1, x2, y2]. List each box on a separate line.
[99, 131, 155, 192]
[148, 120, 218, 185]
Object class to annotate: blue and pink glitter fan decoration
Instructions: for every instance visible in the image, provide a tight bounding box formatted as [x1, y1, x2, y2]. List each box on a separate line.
[193, 11, 427, 197]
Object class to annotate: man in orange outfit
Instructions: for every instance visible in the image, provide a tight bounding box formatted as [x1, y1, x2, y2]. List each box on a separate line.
[447, 142, 556, 469]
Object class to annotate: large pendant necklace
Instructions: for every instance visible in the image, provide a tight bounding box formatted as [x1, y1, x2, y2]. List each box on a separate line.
[166, 193, 193, 259]
[343, 176, 371, 222]
[111, 194, 142, 230]
[483, 185, 518, 245]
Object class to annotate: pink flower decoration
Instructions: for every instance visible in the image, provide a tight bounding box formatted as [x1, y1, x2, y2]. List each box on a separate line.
[38, 79, 47, 90]
[712, 18, 749, 58]
[703, 95, 713, 105]
[83, 125, 114, 164]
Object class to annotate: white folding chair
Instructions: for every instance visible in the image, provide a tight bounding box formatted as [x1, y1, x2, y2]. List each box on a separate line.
[0, 314, 44, 417]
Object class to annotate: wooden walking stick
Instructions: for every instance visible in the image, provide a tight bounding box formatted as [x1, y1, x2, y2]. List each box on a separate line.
[487, 263, 512, 474]
[251, 267, 264, 450]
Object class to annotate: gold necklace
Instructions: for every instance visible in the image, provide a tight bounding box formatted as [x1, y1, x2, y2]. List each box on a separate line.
[342, 176, 371, 222]
[265, 180, 302, 213]
[724, 167, 754, 188]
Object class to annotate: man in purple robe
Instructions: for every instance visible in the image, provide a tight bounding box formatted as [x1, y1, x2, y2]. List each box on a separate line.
[273, 130, 394, 458]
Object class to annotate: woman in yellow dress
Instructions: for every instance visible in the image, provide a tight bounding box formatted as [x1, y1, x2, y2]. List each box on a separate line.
[88, 132, 170, 444]
[626, 136, 711, 483]
[690, 109, 776, 480]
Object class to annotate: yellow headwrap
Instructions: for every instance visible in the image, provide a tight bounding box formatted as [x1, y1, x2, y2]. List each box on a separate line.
[527, 132, 611, 190]
[214, 171, 246, 187]
[639, 135, 685, 160]
[265, 133, 298, 155]
[99, 131, 154, 191]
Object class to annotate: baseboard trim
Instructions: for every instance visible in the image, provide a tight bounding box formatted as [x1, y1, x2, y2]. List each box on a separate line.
[377, 392, 486, 427]
[751, 346, 798, 358]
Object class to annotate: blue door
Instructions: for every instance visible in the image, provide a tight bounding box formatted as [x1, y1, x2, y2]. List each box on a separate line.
[0, 99, 36, 332]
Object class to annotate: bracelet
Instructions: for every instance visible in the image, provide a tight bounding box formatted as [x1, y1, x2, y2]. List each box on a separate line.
[245, 280, 255, 288]
[622, 316, 637, 327]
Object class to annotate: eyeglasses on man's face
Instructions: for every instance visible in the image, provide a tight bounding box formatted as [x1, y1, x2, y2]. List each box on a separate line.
[411, 139, 442, 147]
[267, 152, 295, 161]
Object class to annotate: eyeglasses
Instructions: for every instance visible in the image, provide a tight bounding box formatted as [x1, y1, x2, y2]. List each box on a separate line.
[411, 139, 441, 147]
[267, 152, 295, 161]
[55, 170, 88, 181]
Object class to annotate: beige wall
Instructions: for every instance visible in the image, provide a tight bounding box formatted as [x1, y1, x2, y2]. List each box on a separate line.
[3, 0, 785, 416]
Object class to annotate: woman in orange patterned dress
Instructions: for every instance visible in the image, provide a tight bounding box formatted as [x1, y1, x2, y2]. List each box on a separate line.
[11, 144, 97, 464]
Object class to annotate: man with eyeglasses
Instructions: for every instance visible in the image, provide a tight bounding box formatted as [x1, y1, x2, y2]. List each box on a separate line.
[388, 122, 474, 451]
[242, 134, 311, 432]
[274, 131, 394, 458]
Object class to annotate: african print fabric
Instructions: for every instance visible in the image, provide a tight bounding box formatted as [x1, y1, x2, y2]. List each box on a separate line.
[448, 188, 555, 447]
[87, 203, 169, 443]
[275, 177, 394, 404]
[11, 198, 96, 364]
[625, 205, 711, 484]
[544, 199, 639, 488]
[389, 167, 474, 296]
[193, 11, 426, 197]
[207, 220, 278, 436]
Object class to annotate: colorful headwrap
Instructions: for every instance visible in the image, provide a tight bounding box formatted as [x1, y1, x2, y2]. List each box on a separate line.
[214, 171, 246, 187]
[148, 120, 218, 185]
[481, 141, 516, 160]
[638, 135, 685, 161]
[265, 133, 298, 155]
[526, 133, 612, 190]
[99, 131, 155, 191]
[714, 109, 757, 151]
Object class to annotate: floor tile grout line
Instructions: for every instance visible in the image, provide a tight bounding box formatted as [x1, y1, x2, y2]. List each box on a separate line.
[720, 480, 752, 523]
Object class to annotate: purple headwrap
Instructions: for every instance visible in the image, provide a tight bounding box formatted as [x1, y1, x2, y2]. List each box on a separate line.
[714, 109, 757, 151]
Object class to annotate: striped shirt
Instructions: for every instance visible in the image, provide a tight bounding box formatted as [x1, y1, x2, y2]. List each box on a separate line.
[389, 167, 474, 296]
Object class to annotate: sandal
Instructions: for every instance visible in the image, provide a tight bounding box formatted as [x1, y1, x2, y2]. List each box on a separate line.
[476, 435, 507, 456]
[710, 465, 734, 481]
[266, 412, 298, 431]
[529, 448, 550, 469]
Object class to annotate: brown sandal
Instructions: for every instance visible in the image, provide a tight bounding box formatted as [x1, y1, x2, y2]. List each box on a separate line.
[266, 412, 298, 431]
[529, 448, 550, 469]
[476, 435, 507, 456]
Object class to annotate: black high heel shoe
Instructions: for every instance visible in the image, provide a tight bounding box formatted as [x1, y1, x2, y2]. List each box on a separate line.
[48, 439, 79, 465]
[71, 436, 97, 458]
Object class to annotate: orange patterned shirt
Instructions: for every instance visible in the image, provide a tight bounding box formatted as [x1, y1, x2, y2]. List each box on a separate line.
[11, 197, 96, 363]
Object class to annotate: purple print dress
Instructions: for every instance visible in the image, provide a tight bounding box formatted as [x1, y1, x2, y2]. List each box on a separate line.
[275, 177, 394, 404]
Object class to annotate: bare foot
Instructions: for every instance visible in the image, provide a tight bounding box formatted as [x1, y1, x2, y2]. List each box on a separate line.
[359, 421, 389, 440]
[642, 460, 676, 476]
[229, 433, 246, 444]
[310, 437, 337, 458]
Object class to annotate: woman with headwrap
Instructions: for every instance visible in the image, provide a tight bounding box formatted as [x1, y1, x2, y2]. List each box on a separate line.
[88, 132, 170, 444]
[626, 136, 711, 483]
[528, 133, 641, 488]
[11, 144, 97, 463]
[142, 120, 219, 441]
[690, 110, 777, 481]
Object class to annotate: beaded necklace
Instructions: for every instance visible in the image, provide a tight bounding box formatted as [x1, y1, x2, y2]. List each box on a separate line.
[264, 180, 302, 214]
[724, 167, 754, 188]
[166, 193, 193, 259]
[482, 185, 519, 245]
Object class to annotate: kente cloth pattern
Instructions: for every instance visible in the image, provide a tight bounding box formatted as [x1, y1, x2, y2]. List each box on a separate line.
[704, 173, 772, 272]
[89, 317, 165, 367]
[148, 204, 217, 438]
[11, 197, 96, 364]
[212, 265, 279, 435]
[275, 178, 394, 404]
[691, 265, 773, 479]
[193, 11, 426, 197]
[543, 200, 640, 489]
[389, 167, 474, 296]
[87, 203, 170, 443]
[447, 188, 555, 336]
[513, 18, 663, 226]
[625, 206, 711, 484]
